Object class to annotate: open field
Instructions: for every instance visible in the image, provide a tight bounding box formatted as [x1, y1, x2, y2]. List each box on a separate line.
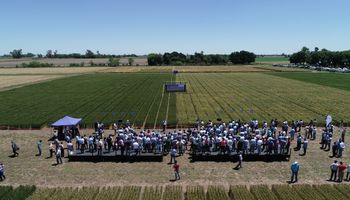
[0, 67, 110, 75]
[0, 128, 349, 188]
[270, 72, 350, 92]
[176, 72, 350, 126]
[255, 56, 290, 64]
[0, 71, 349, 128]
[0, 75, 64, 91]
[0, 73, 176, 128]
[0, 57, 148, 67]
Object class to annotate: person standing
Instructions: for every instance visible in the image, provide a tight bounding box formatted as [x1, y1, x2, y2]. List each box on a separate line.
[0, 162, 5, 181]
[56, 147, 63, 165]
[302, 139, 308, 155]
[330, 160, 339, 181]
[235, 152, 243, 169]
[346, 163, 350, 181]
[170, 148, 177, 164]
[338, 162, 346, 182]
[37, 140, 43, 156]
[11, 141, 19, 157]
[49, 143, 55, 158]
[173, 161, 180, 180]
[290, 161, 300, 183]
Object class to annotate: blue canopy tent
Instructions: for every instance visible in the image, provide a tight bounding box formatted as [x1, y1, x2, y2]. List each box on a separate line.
[51, 116, 82, 140]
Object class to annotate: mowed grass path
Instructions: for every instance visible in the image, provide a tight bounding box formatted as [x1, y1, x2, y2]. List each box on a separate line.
[0, 73, 175, 128]
[176, 73, 350, 125]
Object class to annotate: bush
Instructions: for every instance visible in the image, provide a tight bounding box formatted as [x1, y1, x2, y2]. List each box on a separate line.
[21, 61, 54, 68]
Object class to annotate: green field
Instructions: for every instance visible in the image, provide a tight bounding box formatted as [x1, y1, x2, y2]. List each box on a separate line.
[0, 71, 349, 128]
[255, 56, 289, 63]
[270, 72, 350, 92]
[0, 73, 176, 128]
[2, 184, 348, 200]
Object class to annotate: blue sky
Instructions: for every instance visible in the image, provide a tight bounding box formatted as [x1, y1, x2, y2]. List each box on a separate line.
[1, 0, 349, 55]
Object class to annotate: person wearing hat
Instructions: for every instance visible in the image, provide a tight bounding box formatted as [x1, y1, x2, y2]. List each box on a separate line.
[290, 161, 300, 183]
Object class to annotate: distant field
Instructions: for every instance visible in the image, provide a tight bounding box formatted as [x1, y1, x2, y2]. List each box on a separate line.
[269, 72, 350, 92]
[0, 67, 110, 75]
[255, 56, 290, 63]
[0, 73, 176, 128]
[176, 73, 350, 126]
[0, 75, 64, 91]
[0, 57, 147, 67]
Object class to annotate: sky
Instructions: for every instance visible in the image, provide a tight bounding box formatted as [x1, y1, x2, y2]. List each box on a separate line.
[1, 0, 349, 55]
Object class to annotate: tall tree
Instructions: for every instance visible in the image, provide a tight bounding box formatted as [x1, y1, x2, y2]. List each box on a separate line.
[10, 49, 23, 59]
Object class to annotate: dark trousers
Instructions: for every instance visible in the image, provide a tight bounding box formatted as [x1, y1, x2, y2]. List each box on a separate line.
[49, 149, 54, 158]
[291, 171, 298, 182]
[56, 156, 62, 164]
[330, 170, 337, 181]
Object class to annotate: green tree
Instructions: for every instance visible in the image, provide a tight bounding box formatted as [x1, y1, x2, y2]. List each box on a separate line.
[147, 53, 162, 65]
[108, 57, 120, 67]
[46, 50, 53, 58]
[85, 49, 95, 58]
[10, 49, 23, 59]
[128, 57, 134, 66]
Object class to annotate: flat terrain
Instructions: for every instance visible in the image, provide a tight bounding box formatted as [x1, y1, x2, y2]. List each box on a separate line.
[0, 57, 147, 67]
[0, 69, 349, 128]
[176, 73, 350, 126]
[0, 67, 110, 75]
[0, 127, 348, 188]
[0, 75, 64, 91]
[0, 73, 176, 128]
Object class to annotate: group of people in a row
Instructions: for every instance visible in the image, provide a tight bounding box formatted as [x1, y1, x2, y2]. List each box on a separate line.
[330, 160, 350, 182]
[188, 119, 317, 156]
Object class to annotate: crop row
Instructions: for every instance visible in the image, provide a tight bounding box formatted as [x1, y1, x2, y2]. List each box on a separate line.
[176, 73, 350, 125]
[0, 73, 176, 128]
[2, 184, 347, 200]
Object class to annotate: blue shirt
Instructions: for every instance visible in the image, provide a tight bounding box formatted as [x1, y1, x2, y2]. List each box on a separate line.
[291, 163, 300, 172]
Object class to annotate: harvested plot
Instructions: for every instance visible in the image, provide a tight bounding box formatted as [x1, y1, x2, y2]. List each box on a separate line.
[0, 73, 175, 128]
[0, 75, 64, 91]
[176, 73, 350, 125]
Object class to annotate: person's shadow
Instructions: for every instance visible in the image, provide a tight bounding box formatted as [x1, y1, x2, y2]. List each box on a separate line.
[8, 155, 16, 158]
[169, 179, 176, 182]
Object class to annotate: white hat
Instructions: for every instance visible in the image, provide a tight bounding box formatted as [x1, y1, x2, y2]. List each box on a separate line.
[294, 161, 298, 164]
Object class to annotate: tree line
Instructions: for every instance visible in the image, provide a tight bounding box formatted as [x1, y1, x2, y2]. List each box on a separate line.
[147, 51, 256, 66]
[290, 47, 350, 67]
[7, 49, 137, 59]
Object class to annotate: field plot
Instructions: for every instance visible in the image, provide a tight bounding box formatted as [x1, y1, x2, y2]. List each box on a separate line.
[255, 56, 290, 64]
[176, 73, 350, 126]
[4, 184, 348, 200]
[270, 72, 350, 92]
[101, 66, 173, 73]
[0, 67, 110, 75]
[0, 75, 64, 91]
[0, 73, 175, 128]
[0, 57, 147, 67]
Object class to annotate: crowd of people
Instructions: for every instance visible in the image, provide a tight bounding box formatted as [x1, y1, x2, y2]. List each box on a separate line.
[189, 119, 300, 156]
[2, 117, 348, 184]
